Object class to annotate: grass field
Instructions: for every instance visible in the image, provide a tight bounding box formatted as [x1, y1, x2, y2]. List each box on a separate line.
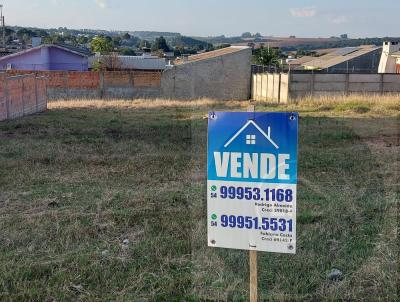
[0, 96, 398, 301]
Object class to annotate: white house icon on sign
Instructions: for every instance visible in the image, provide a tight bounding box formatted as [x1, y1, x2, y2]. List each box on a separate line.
[224, 120, 279, 149]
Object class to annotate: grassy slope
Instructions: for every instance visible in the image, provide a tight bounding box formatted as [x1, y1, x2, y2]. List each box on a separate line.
[0, 97, 398, 301]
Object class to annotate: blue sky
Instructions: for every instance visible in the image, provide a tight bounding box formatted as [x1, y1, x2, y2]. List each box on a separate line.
[1, 0, 399, 37]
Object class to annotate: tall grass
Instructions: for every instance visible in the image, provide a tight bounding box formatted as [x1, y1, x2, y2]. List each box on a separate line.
[48, 94, 400, 116]
[0, 96, 398, 301]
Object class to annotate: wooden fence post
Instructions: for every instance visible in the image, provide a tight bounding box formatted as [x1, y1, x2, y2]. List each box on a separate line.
[250, 250, 258, 302]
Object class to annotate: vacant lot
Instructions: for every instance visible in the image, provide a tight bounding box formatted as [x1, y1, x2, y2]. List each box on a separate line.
[0, 96, 398, 301]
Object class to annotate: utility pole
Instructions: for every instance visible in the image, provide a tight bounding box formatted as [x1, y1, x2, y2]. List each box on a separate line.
[0, 4, 5, 49]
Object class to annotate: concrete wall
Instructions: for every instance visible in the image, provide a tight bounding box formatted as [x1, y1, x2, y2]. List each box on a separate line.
[251, 73, 285, 103]
[0, 74, 47, 121]
[162, 47, 252, 100]
[252, 72, 400, 102]
[291, 73, 400, 97]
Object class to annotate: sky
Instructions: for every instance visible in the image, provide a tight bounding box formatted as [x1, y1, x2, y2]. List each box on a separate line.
[1, 0, 399, 37]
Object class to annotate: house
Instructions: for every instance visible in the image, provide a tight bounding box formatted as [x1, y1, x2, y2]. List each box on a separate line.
[378, 41, 400, 73]
[0, 44, 89, 71]
[286, 56, 315, 70]
[89, 53, 166, 71]
[302, 45, 382, 73]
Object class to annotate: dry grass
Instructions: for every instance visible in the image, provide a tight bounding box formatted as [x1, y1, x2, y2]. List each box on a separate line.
[0, 96, 398, 301]
[48, 98, 245, 110]
[48, 94, 400, 117]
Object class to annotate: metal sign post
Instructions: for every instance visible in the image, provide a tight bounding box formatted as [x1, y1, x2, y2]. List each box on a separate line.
[207, 106, 298, 301]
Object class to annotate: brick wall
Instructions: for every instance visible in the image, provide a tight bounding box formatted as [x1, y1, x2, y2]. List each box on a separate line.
[6, 70, 163, 99]
[0, 74, 47, 121]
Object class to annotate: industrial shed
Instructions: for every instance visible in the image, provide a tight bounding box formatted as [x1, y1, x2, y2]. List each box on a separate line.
[302, 46, 382, 73]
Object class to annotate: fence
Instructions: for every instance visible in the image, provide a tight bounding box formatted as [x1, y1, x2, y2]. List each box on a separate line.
[5, 70, 163, 100]
[252, 72, 400, 102]
[0, 74, 47, 121]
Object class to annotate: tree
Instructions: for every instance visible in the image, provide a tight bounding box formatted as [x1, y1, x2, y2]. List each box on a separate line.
[100, 53, 123, 70]
[122, 33, 131, 40]
[120, 47, 136, 56]
[139, 39, 151, 49]
[43, 33, 65, 44]
[16, 28, 35, 45]
[90, 36, 114, 54]
[33, 29, 49, 38]
[92, 53, 123, 71]
[241, 32, 252, 38]
[253, 46, 281, 66]
[77, 36, 89, 45]
[151, 36, 170, 52]
[112, 36, 122, 47]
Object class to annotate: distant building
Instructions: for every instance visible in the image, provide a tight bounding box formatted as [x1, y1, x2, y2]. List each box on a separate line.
[394, 52, 400, 74]
[89, 53, 166, 71]
[340, 34, 348, 39]
[31, 37, 42, 48]
[302, 45, 382, 73]
[286, 56, 315, 70]
[0, 44, 89, 71]
[378, 41, 400, 73]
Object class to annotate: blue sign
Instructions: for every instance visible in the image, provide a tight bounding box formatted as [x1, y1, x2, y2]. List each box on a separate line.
[208, 112, 298, 184]
[207, 111, 298, 253]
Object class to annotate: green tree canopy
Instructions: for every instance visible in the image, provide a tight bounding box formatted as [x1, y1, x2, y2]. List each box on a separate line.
[253, 46, 281, 66]
[120, 47, 136, 56]
[90, 36, 114, 54]
[77, 36, 89, 45]
[151, 36, 170, 52]
[139, 39, 151, 49]
[122, 33, 131, 40]
[112, 36, 122, 47]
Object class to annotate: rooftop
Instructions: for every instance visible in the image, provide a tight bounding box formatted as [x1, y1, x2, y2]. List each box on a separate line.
[0, 44, 90, 63]
[88, 54, 166, 70]
[175, 46, 250, 65]
[288, 56, 315, 65]
[302, 45, 381, 69]
[53, 43, 92, 56]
